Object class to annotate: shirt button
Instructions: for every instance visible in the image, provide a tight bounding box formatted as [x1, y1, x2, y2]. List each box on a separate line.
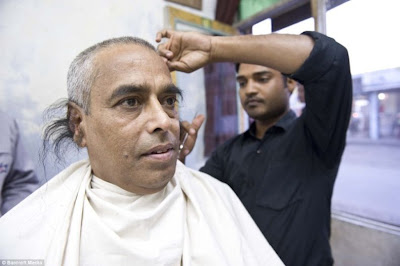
[256, 150, 261, 154]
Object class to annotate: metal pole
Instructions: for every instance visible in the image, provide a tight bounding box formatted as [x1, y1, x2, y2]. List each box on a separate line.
[311, 0, 327, 34]
[369, 92, 380, 140]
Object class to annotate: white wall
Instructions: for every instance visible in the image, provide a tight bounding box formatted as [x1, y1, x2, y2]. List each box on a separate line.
[0, 0, 216, 181]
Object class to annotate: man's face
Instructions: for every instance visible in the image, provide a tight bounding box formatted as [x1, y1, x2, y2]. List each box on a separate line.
[79, 44, 180, 194]
[237, 64, 291, 121]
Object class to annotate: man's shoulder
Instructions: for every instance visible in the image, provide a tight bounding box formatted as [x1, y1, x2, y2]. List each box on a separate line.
[0, 159, 90, 219]
[0, 159, 91, 257]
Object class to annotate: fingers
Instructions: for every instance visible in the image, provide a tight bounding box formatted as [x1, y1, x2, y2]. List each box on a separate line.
[179, 114, 205, 163]
[155, 29, 174, 43]
[157, 43, 175, 71]
[180, 120, 193, 137]
[166, 61, 177, 72]
[180, 114, 205, 138]
[192, 114, 205, 129]
[166, 61, 194, 73]
[157, 45, 173, 59]
[156, 29, 176, 71]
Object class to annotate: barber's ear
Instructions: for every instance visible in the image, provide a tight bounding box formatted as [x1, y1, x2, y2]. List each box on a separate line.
[68, 102, 87, 147]
[286, 78, 297, 94]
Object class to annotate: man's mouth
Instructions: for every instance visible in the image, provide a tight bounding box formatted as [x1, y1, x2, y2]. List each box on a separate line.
[245, 97, 263, 106]
[149, 147, 173, 154]
[142, 143, 176, 161]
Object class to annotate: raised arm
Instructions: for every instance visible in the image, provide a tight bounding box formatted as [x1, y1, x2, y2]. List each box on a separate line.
[156, 29, 314, 74]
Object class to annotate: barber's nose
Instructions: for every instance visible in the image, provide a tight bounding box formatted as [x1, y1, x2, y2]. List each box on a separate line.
[243, 79, 258, 96]
[145, 100, 172, 133]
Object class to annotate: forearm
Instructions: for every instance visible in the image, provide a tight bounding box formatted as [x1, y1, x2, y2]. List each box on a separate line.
[210, 33, 314, 74]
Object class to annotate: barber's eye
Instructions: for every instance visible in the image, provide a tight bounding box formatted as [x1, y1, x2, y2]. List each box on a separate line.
[237, 81, 246, 87]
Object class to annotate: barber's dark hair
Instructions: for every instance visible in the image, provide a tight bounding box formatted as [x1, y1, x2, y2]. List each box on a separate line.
[235, 63, 241, 73]
[235, 62, 288, 85]
[41, 36, 157, 165]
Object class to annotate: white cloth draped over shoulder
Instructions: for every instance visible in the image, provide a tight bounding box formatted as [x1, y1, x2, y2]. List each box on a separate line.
[0, 160, 284, 266]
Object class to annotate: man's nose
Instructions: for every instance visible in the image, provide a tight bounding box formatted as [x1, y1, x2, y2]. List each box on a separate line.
[243, 79, 258, 96]
[145, 99, 172, 133]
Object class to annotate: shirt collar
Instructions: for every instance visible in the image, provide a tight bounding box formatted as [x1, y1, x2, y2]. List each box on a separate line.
[246, 110, 297, 138]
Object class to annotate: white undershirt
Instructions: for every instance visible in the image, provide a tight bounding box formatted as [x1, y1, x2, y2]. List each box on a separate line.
[80, 175, 185, 266]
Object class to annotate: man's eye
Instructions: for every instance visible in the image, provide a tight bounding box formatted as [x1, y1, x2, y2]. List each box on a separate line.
[258, 77, 269, 83]
[237, 81, 246, 87]
[164, 96, 177, 106]
[121, 98, 139, 107]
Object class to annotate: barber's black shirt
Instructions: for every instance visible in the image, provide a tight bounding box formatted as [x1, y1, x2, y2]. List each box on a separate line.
[200, 31, 352, 266]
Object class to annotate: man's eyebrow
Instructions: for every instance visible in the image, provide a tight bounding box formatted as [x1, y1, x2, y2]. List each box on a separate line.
[109, 84, 183, 102]
[253, 71, 272, 76]
[109, 85, 148, 102]
[236, 71, 272, 80]
[236, 75, 247, 81]
[161, 84, 183, 98]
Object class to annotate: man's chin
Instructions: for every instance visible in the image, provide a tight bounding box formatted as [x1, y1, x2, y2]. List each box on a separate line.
[247, 111, 266, 120]
[139, 165, 176, 194]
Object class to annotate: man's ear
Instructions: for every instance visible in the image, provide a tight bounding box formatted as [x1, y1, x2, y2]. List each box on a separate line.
[286, 78, 297, 94]
[68, 102, 87, 147]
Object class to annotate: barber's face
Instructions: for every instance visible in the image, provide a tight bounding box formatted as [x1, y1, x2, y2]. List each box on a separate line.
[79, 44, 180, 194]
[237, 64, 290, 121]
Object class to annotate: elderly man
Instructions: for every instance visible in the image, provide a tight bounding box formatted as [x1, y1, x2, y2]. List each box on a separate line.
[0, 37, 283, 266]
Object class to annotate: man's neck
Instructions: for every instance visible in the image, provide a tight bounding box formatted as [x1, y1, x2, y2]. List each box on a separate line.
[254, 111, 288, 139]
[254, 119, 275, 139]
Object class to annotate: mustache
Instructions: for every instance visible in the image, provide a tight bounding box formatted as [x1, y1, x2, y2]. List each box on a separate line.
[244, 96, 264, 105]
[140, 135, 180, 156]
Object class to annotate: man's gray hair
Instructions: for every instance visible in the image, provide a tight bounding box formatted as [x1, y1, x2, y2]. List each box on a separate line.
[41, 36, 157, 166]
[67, 36, 156, 113]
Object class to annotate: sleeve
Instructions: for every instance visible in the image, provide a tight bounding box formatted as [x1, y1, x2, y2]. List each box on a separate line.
[290, 31, 353, 168]
[1, 119, 40, 214]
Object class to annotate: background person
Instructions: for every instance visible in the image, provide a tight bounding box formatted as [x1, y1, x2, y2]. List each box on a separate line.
[0, 111, 39, 216]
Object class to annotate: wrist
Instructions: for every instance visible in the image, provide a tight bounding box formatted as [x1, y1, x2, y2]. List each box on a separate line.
[209, 35, 237, 63]
[209, 36, 217, 63]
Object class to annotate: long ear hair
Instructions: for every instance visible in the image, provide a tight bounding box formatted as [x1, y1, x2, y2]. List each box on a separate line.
[40, 99, 80, 172]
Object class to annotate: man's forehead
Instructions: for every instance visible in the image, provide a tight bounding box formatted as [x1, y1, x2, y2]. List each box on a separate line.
[91, 43, 171, 87]
[238, 64, 277, 76]
[94, 44, 160, 70]
[87, 43, 173, 100]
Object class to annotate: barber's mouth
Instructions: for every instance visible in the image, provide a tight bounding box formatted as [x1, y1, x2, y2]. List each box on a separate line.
[246, 99, 262, 107]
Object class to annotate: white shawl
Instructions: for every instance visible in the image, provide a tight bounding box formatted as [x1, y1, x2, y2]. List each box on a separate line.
[0, 160, 283, 266]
